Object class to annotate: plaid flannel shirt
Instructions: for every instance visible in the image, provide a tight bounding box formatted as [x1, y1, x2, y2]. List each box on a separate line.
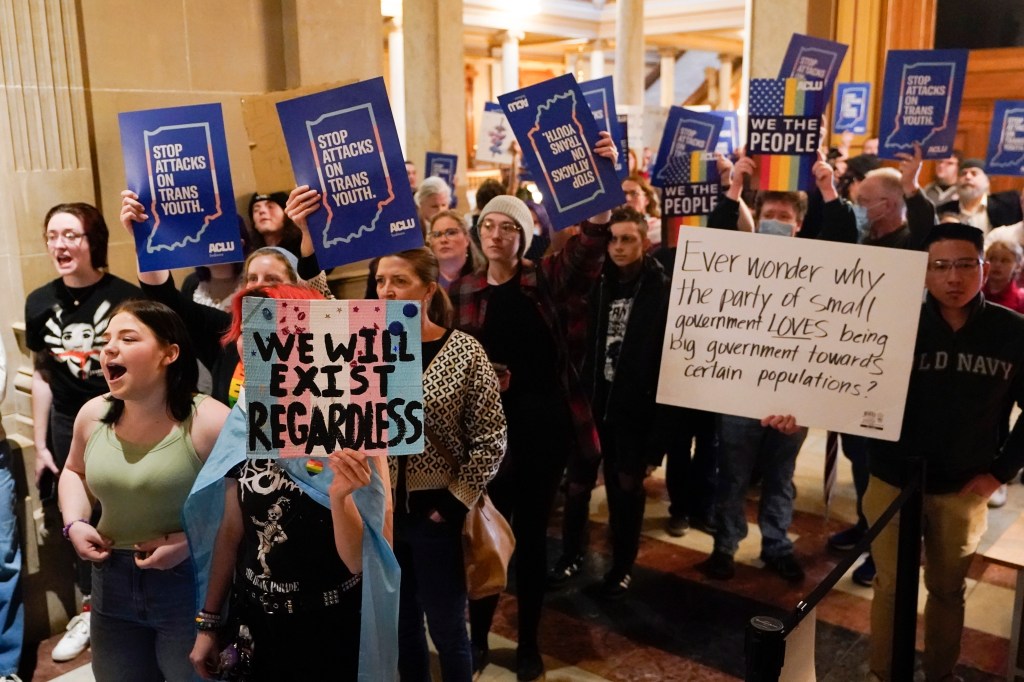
[448, 220, 610, 462]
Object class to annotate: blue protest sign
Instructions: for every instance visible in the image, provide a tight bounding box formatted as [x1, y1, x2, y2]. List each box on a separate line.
[986, 100, 1024, 177]
[778, 33, 848, 105]
[834, 83, 871, 134]
[710, 111, 740, 156]
[581, 76, 627, 179]
[425, 152, 458, 193]
[276, 77, 422, 268]
[118, 103, 242, 272]
[498, 73, 625, 230]
[617, 115, 630, 175]
[648, 106, 723, 187]
[878, 49, 969, 159]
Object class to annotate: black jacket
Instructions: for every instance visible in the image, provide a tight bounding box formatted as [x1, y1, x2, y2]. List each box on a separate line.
[869, 294, 1024, 493]
[708, 195, 859, 243]
[937, 191, 1024, 231]
[581, 255, 670, 464]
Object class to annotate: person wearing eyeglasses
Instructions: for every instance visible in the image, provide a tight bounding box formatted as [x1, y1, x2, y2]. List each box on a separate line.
[426, 210, 485, 291]
[24, 203, 141, 663]
[447, 131, 617, 682]
[865, 223, 1024, 682]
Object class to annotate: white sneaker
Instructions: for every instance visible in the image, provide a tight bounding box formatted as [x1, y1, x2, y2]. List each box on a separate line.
[51, 611, 90, 662]
[989, 484, 1009, 509]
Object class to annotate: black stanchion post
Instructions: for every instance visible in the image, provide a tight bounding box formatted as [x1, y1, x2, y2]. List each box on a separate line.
[745, 615, 786, 682]
[891, 459, 924, 679]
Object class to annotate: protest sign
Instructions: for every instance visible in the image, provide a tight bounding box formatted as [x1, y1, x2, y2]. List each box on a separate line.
[747, 78, 823, 192]
[661, 152, 720, 225]
[617, 115, 630, 176]
[649, 106, 723, 188]
[498, 74, 625, 230]
[581, 76, 627, 179]
[657, 229, 927, 441]
[118, 103, 242, 272]
[425, 151, 458, 193]
[476, 102, 516, 165]
[778, 33, 848, 101]
[276, 77, 422, 268]
[834, 83, 871, 135]
[985, 100, 1024, 176]
[878, 49, 969, 159]
[243, 297, 424, 458]
[711, 111, 740, 156]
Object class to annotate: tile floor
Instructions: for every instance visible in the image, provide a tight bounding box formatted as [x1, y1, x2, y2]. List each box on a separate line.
[29, 428, 1018, 681]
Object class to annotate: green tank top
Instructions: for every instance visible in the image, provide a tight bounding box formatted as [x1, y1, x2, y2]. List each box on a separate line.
[84, 395, 206, 548]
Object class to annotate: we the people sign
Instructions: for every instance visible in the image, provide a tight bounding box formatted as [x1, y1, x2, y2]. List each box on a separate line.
[657, 229, 927, 441]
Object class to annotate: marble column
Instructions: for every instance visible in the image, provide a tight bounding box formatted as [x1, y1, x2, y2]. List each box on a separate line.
[615, 0, 645, 152]
[500, 30, 523, 94]
[718, 54, 734, 110]
[659, 48, 676, 107]
[490, 46, 503, 100]
[386, 17, 407, 151]
[590, 39, 606, 80]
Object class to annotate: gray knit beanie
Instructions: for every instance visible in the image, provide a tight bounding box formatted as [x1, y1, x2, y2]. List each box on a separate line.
[479, 195, 534, 256]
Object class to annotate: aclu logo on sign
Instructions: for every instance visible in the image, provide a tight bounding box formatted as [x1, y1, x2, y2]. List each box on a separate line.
[209, 241, 236, 254]
[507, 96, 529, 112]
[389, 218, 417, 235]
[797, 80, 824, 91]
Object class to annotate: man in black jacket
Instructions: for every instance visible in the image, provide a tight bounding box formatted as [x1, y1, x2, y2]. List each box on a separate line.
[865, 223, 1024, 681]
[936, 159, 1023, 233]
[548, 206, 670, 597]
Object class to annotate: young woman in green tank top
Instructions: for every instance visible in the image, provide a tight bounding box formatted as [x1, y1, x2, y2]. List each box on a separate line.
[58, 300, 229, 682]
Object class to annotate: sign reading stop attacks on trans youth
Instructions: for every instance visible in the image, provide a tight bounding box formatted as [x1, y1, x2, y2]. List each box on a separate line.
[498, 74, 625, 230]
[119, 103, 243, 272]
[276, 77, 423, 268]
[657, 229, 927, 441]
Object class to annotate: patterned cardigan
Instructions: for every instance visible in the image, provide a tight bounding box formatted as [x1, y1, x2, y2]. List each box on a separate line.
[447, 220, 610, 463]
[388, 329, 507, 509]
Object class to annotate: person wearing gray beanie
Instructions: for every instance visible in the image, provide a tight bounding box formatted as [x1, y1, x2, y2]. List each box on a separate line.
[450, 132, 620, 682]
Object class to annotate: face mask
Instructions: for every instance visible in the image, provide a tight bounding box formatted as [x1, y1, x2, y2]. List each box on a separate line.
[852, 204, 870, 243]
[758, 219, 795, 237]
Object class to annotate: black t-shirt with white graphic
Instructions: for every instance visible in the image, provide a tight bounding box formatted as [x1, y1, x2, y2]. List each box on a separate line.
[230, 458, 357, 597]
[24, 274, 141, 415]
[603, 278, 638, 382]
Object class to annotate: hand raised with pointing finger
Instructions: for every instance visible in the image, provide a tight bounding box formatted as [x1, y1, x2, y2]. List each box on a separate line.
[812, 149, 839, 202]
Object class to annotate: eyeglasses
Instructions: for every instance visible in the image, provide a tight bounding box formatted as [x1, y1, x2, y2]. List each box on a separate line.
[927, 258, 983, 274]
[480, 220, 521, 237]
[855, 197, 886, 209]
[429, 227, 462, 241]
[45, 230, 86, 245]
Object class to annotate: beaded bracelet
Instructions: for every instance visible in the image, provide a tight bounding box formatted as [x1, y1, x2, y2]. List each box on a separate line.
[61, 518, 89, 539]
[195, 609, 222, 632]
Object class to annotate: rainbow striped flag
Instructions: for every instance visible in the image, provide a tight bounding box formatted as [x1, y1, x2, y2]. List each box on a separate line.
[241, 298, 424, 458]
[748, 78, 823, 191]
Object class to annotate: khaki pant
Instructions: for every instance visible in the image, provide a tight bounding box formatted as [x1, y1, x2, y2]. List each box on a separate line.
[863, 475, 988, 681]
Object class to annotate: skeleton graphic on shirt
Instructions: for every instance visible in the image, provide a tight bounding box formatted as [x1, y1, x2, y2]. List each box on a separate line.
[251, 496, 290, 577]
[42, 300, 112, 380]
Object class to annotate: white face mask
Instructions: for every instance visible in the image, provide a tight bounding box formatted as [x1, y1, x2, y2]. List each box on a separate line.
[758, 219, 795, 237]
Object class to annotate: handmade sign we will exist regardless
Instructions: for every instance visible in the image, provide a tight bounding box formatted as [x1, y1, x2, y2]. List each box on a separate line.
[657, 229, 927, 441]
[276, 78, 423, 268]
[243, 298, 424, 457]
[498, 74, 625, 230]
[119, 103, 243, 272]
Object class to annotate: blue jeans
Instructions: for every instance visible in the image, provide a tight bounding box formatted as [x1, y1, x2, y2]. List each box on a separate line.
[91, 550, 199, 682]
[396, 513, 472, 682]
[714, 415, 807, 559]
[0, 442, 23, 676]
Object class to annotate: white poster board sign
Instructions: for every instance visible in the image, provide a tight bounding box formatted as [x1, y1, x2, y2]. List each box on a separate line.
[475, 102, 515, 165]
[657, 229, 928, 441]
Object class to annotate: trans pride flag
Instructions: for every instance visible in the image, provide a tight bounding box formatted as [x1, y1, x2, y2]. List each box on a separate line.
[242, 298, 424, 458]
[748, 78, 823, 192]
